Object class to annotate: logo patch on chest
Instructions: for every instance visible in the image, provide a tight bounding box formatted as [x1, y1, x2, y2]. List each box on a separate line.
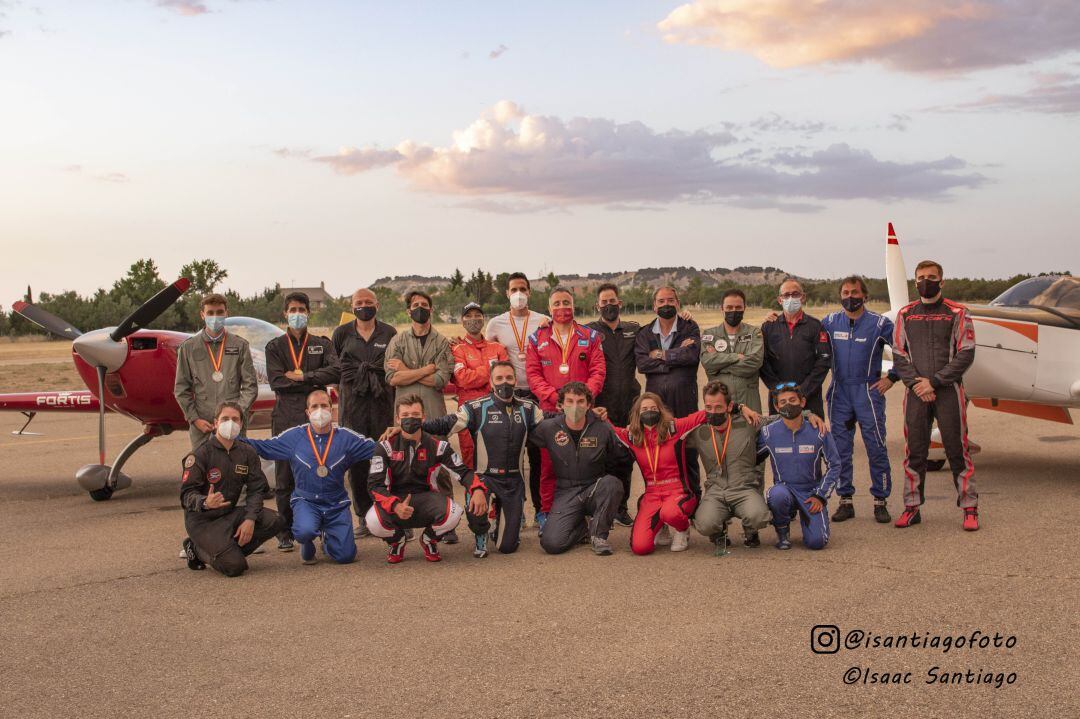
[390, 451, 404, 462]
[208, 468, 222, 482]
[579, 436, 598, 448]
[417, 448, 428, 461]
[486, 412, 503, 423]
[224, 347, 240, 356]
[234, 464, 249, 475]
[308, 345, 324, 354]
[555, 431, 570, 447]
[775, 447, 793, 454]
[799, 445, 816, 454]
[832, 331, 849, 340]
[714, 338, 728, 351]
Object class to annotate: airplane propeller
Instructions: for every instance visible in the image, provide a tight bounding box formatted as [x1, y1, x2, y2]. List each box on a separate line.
[12, 277, 191, 499]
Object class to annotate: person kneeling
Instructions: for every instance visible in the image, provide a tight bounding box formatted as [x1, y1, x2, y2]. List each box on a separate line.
[180, 402, 284, 576]
[366, 395, 488, 563]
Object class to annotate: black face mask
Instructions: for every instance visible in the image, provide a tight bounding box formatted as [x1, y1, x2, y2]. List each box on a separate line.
[706, 411, 727, 426]
[840, 296, 864, 313]
[599, 305, 620, 322]
[724, 310, 744, 328]
[399, 417, 423, 435]
[354, 306, 376, 321]
[656, 305, 677, 320]
[640, 410, 661, 427]
[777, 403, 802, 419]
[917, 279, 941, 299]
[493, 382, 515, 401]
[409, 307, 431, 324]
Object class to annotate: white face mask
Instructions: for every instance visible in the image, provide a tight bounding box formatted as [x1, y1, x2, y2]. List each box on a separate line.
[781, 297, 802, 315]
[217, 418, 241, 441]
[309, 408, 332, 428]
[509, 292, 529, 310]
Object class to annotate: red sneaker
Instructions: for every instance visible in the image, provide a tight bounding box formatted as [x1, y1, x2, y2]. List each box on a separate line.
[386, 537, 406, 564]
[962, 508, 980, 532]
[894, 506, 921, 528]
[420, 533, 442, 562]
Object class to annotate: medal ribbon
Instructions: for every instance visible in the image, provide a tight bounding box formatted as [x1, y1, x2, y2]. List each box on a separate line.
[508, 312, 530, 355]
[645, 432, 660, 481]
[205, 333, 227, 374]
[552, 323, 574, 368]
[306, 425, 335, 472]
[709, 415, 733, 469]
[288, 332, 309, 372]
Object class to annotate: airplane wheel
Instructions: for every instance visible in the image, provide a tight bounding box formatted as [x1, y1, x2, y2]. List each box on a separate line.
[89, 486, 114, 501]
[926, 459, 946, 472]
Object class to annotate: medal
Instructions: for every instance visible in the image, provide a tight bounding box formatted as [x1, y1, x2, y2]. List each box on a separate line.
[645, 436, 660, 482]
[508, 312, 530, 361]
[287, 332, 309, 373]
[559, 363, 569, 375]
[552, 323, 575, 377]
[205, 334, 227, 383]
[709, 416, 733, 468]
[517, 351, 526, 361]
[306, 425, 336, 479]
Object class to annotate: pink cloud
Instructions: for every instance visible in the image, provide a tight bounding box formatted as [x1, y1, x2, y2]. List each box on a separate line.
[157, 0, 209, 17]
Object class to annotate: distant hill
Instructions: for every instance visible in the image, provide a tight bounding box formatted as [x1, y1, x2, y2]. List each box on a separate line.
[372, 266, 792, 294]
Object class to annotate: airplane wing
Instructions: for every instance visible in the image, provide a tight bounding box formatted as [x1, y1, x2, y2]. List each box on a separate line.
[0, 391, 101, 412]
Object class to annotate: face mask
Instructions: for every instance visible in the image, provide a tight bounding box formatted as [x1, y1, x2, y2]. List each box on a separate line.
[308, 408, 331, 428]
[287, 312, 308, 330]
[656, 305, 677, 320]
[216, 418, 241, 441]
[552, 308, 574, 324]
[724, 310, 744, 328]
[354, 306, 376, 321]
[399, 417, 423, 435]
[640, 410, 661, 427]
[781, 297, 802, 315]
[509, 292, 529, 310]
[706, 411, 727, 427]
[204, 315, 225, 334]
[777, 403, 802, 419]
[599, 305, 620, 322]
[917, 279, 941, 299]
[493, 382, 515, 401]
[409, 307, 431, 324]
[840, 297, 864, 313]
[463, 318, 484, 335]
[563, 405, 585, 424]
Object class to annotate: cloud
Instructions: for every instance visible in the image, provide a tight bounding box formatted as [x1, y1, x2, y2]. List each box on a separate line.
[455, 199, 569, 215]
[942, 72, 1080, 113]
[488, 44, 509, 60]
[157, 0, 209, 16]
[657, 0, 1080, 73]
[62, 164, 130, 183]
[290, 100, 986, 210]
[747, 113, 833, 136]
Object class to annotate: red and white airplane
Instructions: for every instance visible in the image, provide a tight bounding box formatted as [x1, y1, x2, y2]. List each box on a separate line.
[0, 279, 284, 501]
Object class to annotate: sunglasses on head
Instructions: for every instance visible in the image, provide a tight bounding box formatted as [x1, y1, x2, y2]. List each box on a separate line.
[773, 382, 798, 391]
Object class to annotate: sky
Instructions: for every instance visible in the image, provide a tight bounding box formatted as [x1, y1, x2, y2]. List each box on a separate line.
[1, 0, 1078, 298]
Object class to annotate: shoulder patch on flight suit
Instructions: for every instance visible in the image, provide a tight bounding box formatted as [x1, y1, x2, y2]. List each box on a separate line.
[579, 436, 598, 448]
[369, 456, 384, 474]
[183, 455, 196, 469]
[235, 464, 249, 475]
[818, 331, 829, 343]
[451, 452, 463, 465]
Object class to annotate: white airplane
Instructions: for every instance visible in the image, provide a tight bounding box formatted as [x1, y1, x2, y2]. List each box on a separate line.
[884, 223, 1079, 467]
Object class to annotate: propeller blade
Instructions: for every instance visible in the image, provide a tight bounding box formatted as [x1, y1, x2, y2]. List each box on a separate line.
[11, 301, 83, 339]
[109, 277, 191, 342]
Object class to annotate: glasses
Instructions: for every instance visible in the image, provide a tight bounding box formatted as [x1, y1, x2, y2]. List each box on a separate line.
[773, 382, 797, 391]
[779, 292, 803, 299]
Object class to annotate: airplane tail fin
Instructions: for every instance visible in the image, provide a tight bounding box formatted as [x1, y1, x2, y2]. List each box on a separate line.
[885, 222, 909, 315]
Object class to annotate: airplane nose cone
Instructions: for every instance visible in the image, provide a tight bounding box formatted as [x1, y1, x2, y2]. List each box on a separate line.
[72, 328, 128, 372]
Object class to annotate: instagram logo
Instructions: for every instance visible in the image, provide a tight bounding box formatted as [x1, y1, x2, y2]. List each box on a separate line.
[811, 625, 841, 654]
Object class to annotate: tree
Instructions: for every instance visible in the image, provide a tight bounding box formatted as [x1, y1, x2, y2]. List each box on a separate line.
[180, 259, 228, 296]
[545, 271, 560, 290]
[464, 268, 495, 306]
[449, 268, 465, 290]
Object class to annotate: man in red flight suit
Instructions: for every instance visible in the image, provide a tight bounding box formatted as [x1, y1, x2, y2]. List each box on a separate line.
[451, 302, 510, 468]
[525, 287, 606, 531]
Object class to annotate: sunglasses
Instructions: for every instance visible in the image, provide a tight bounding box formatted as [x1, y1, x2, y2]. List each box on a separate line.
[773, 382, 798, 391]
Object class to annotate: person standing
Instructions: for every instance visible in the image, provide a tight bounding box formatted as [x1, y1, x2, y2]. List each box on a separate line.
[451, 302, 509, 469]
[265, 292, 340, 551]
[586, 282, 640, 526]
[174, 293, 258, 448]
[700, 289, 764, 412]
[892, 260, 979, 531]
[821, 276, 897, 525]
[332, 288, 397, 536]
[385, 290, 454, 420]
[484, 272, 550, 526]
[759, 278, 832, 417]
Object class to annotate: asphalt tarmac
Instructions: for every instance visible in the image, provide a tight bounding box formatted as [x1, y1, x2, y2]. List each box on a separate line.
[1, 399, 1078, 718]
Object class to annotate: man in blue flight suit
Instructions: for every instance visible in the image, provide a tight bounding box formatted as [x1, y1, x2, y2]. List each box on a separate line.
[821, 276, 897, 524]
[241, 389, 376, 565]
[757, 383, 841, 550]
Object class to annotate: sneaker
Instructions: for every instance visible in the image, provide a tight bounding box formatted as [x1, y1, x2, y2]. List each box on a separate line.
[831, 498, 855, 522]
[591, 536, 613, 556]
[962, 508, 980, 532]
[386, 536, 407, 564]
[489, 518, 500, 545]
[300, 540, 317, 565]
[535, 512, 548, 535]
[473, 533, 489, 559]
[182, 538, 206, 570]
[873, 500, 891, 524]
[670, 529, 689, 552]
[442, 529, 459, 545]
[743, 530, 760, 548]
[277, 537, 294, 552]
[421, 533, 442, 562]
[895, 506, 921, 528]
[775, 525, 792, 550]
[654, 525, 672, 546]
[613, 508, 633, 527]
[354, 523, 371, 539]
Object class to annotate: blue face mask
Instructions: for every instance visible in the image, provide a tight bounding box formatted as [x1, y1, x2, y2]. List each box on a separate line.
[204, 315, 226, 334]
[287, 312, 308, 330]
[781, 297, 802, 315]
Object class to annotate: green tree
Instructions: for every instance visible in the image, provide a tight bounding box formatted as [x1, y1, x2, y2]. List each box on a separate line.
[449, 268, 465, 290]
[544, 271, 560, 290]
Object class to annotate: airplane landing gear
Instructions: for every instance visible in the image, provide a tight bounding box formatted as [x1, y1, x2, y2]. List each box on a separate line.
[75, 424, 172, 500]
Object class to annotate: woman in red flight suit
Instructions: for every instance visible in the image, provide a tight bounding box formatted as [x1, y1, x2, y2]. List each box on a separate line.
[603, 393, 707, 555]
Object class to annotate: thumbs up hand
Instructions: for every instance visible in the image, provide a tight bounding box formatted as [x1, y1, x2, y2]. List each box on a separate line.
[394, 494, 415, 520]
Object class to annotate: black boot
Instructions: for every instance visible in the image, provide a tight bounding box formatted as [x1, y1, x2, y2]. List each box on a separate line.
[775, 525, 791, 550]
[831, 497, 854, 522]
[873, 500, 891, 524]
[743, 529, 761, 548]
[182, 538, 206, 570]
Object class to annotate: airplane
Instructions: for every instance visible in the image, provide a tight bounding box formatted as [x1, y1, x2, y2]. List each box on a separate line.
[884, 223, 1080, 468]
[0, 278, 285, 501]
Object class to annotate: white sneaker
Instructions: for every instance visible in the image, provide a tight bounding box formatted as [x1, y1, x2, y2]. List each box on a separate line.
[654, 525, 672, 546]
[670, 529, 689, 552]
